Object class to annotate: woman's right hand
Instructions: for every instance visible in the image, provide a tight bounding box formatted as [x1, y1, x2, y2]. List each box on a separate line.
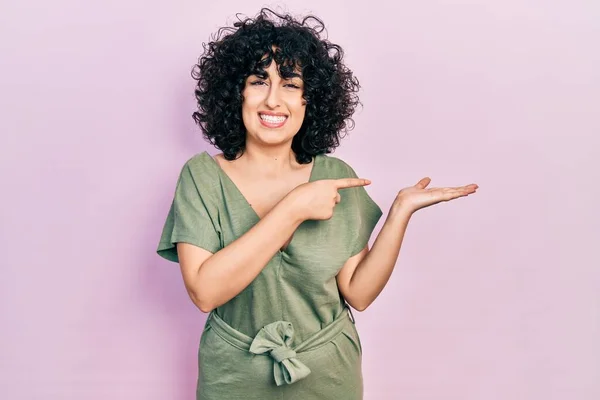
[287, 178, 372, 221]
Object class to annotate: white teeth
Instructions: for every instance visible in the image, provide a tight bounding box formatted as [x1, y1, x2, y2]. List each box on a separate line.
[260, 114, 287, 123]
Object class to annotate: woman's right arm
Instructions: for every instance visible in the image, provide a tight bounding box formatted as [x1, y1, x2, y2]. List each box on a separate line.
[176, 194, 304, 313]
[177, 177, 369, 313]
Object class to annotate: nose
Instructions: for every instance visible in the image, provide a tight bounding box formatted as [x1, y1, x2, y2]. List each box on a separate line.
[264, 83, 281, 109]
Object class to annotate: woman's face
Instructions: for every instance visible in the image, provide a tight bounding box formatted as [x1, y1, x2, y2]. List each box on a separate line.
[241, 60, 306, 147]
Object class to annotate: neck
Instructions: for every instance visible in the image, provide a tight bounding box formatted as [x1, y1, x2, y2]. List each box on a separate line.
[239, 143, 299, 179]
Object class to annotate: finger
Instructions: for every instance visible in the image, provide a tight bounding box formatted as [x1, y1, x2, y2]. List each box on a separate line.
[451, 185, 478, 191]
[335, 193, 341, 203]
[452, 185, 478, 194]
[415, 177, 431, 189]
[434, 186, 477, 194]
[334, 178, 371, 189]
[446, 184, 479, 190]
[439, 188, 475, 201]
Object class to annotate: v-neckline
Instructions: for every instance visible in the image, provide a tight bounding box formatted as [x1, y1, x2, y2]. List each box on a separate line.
[204, 151, 320, 254]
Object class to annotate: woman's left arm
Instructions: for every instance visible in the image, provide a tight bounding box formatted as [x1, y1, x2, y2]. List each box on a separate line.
[337, 177, 479, 311]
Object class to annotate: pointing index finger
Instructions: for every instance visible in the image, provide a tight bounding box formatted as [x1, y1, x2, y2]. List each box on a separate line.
[334, 178, 372, 189]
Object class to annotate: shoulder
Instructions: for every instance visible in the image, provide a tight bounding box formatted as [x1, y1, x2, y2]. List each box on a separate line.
[176, 151, 220, 191]
[178, 151, 219, 177]
[181, 151, 215, 172]
[319, 153, 360, 178]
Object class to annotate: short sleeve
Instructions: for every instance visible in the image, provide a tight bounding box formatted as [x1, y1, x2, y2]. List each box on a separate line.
[346, 163, 384, 257]
[156, 160, 222, 263]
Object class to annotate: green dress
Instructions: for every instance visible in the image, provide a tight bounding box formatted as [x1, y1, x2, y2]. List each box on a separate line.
[157, 151, 383, 399]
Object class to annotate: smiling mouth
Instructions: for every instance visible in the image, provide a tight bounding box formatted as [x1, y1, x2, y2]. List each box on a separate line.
[258, 113, 288, 128]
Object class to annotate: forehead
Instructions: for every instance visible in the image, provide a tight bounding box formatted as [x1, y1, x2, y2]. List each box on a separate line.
[262, 62, 301, 75]
[255, 47, 303, 77]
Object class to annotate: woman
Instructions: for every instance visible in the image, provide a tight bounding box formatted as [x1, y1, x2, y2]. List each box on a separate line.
[157, 8, 478, 399]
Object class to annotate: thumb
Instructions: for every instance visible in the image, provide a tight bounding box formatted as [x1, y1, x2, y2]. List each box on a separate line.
[415, 177, 431, 189]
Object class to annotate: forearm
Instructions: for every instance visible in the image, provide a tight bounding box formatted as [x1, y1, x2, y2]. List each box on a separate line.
[193, 195, 303, 311]
[349, 204, 413, 310]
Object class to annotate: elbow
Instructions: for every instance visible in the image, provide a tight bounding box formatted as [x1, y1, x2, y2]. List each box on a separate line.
[353, 296, 375, 312]
[353, 303, 368, 312]
[348, 298, 370, 312]
[196, 297, 214, 313]
[198, 302, 214, 314]
[342, 292, 369, 312]
[189, 290, 216, 314]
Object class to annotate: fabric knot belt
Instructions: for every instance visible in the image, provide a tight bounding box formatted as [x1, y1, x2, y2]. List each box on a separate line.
[206, 306, 356, 386]
[269, 345, 296, 363]
[248, 321, 311, 385]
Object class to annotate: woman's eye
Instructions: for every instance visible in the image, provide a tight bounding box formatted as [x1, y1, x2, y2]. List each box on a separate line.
[250, 80, 300, 89]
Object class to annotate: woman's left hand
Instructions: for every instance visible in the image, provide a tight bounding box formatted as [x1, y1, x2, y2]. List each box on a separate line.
[393, 177, 478, 215]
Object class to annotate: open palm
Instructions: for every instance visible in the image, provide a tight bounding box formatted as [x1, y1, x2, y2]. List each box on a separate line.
[396, 177, 479, 214]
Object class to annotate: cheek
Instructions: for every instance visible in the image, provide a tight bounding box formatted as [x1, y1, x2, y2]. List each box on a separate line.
[242, 91, 260, 109]
[241, 85, 266, 105]
[288, 95, 306, 113]
[295, 101, 307, 120]
[240, 95, 255, 127]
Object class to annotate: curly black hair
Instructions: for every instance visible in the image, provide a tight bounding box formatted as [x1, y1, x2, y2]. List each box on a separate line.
[191, 8, 361, 164]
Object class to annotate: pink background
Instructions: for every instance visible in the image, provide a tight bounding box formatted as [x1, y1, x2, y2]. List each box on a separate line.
[1, 1, 598, 399]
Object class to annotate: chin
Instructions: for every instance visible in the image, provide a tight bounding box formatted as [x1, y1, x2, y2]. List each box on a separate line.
[255, 131, 294, 144]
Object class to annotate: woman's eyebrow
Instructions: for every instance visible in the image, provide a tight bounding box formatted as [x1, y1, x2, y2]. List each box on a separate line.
[280, 72, 303, 81]
[253, 69, 303, 80]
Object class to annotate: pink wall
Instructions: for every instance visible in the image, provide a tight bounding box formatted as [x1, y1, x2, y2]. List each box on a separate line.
[1, 1, 598, 399]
